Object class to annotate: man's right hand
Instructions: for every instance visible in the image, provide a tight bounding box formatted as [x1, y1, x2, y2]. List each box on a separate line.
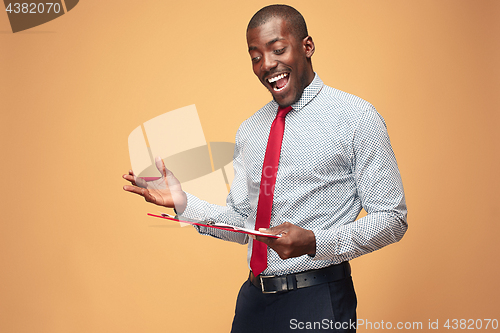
[123, 156, 187, 213]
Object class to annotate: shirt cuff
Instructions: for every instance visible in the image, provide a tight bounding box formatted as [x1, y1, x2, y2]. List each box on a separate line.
[178, 192, 208, 221]
[311, 229, 336, 261]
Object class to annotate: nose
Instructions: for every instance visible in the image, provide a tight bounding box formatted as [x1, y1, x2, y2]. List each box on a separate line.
[261, 53, 278, 73]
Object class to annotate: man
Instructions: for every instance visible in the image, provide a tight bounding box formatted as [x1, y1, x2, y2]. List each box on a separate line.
[123, 5, 407, 332]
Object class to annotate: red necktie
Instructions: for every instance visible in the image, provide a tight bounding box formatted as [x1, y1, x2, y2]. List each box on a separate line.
[250, 105, 292, 276]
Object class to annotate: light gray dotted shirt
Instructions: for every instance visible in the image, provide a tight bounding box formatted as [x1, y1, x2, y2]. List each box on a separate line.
[180, 74, 408, 276]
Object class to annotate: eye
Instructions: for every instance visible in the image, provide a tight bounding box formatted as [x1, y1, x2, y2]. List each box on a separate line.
[251, 55, 261, 63]
[273, 47, 286, 55]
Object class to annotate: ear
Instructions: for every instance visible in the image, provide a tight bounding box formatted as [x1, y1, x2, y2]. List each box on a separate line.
[302, 36, 315, 58]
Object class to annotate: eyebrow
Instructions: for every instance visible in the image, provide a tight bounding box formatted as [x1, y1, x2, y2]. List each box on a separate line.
[248, 37, 285, 52]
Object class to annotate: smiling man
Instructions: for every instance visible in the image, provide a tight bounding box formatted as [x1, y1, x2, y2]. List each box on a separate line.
[123, 4, 407, 333]
[247, 11, 314, 108]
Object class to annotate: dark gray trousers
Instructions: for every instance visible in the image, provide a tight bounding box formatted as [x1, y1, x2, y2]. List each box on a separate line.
[231, 275, 357, 332]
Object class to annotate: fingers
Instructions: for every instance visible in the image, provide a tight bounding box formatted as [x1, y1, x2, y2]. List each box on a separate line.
[250, 222, 291, 244]
[252, 234, 273, 245]
[123, 184, 159, 203]
[135, 176, 147, 188]
[123, 170, 153, 188]
[259, 222, 291, 235]
[155, 156, 167, 178]
[154, 156, 179, 188]
[123, 169, 165, 205]
[128, 170, 137, 186]
[251, 222, 316, 259]
[253, 231, 275, 245]
[123, 172, 137, 186]
[123, 184, 146, 196]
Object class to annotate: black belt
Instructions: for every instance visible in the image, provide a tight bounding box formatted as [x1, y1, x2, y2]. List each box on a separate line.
[249, 261, 351, 294]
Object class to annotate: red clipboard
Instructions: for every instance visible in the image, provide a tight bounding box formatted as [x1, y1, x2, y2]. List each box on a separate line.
[147, 213, 281, 238]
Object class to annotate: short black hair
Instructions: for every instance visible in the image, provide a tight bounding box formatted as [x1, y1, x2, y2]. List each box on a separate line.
[247, 4, 308, 41]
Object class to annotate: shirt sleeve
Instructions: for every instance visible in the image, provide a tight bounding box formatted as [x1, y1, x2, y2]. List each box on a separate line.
[312, 107, 408, 261]
[178, 126, 252, 245]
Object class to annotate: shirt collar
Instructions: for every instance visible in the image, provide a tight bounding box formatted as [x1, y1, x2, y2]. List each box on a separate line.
[270, 73, 324, 112]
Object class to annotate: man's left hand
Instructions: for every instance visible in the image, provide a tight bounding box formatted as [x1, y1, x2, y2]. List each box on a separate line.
[251, 222, 316, 259]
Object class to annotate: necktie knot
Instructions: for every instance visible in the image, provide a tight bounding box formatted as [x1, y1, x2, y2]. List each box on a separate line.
[277, 106, 292, 118]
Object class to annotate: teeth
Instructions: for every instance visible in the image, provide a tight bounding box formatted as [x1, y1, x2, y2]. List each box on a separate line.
[267, 73, 288, 83]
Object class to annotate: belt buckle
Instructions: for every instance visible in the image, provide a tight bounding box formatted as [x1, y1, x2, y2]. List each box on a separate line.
[259, 275, 277, 294]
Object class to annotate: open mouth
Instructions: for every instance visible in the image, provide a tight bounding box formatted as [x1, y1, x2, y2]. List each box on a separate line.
[267, 72, 289, 92]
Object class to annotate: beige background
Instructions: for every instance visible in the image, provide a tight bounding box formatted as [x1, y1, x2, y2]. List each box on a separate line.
[1, 0, 499, 332]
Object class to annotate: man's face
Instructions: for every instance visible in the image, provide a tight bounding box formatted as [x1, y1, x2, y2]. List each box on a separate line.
[247, 17, 315, 107]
